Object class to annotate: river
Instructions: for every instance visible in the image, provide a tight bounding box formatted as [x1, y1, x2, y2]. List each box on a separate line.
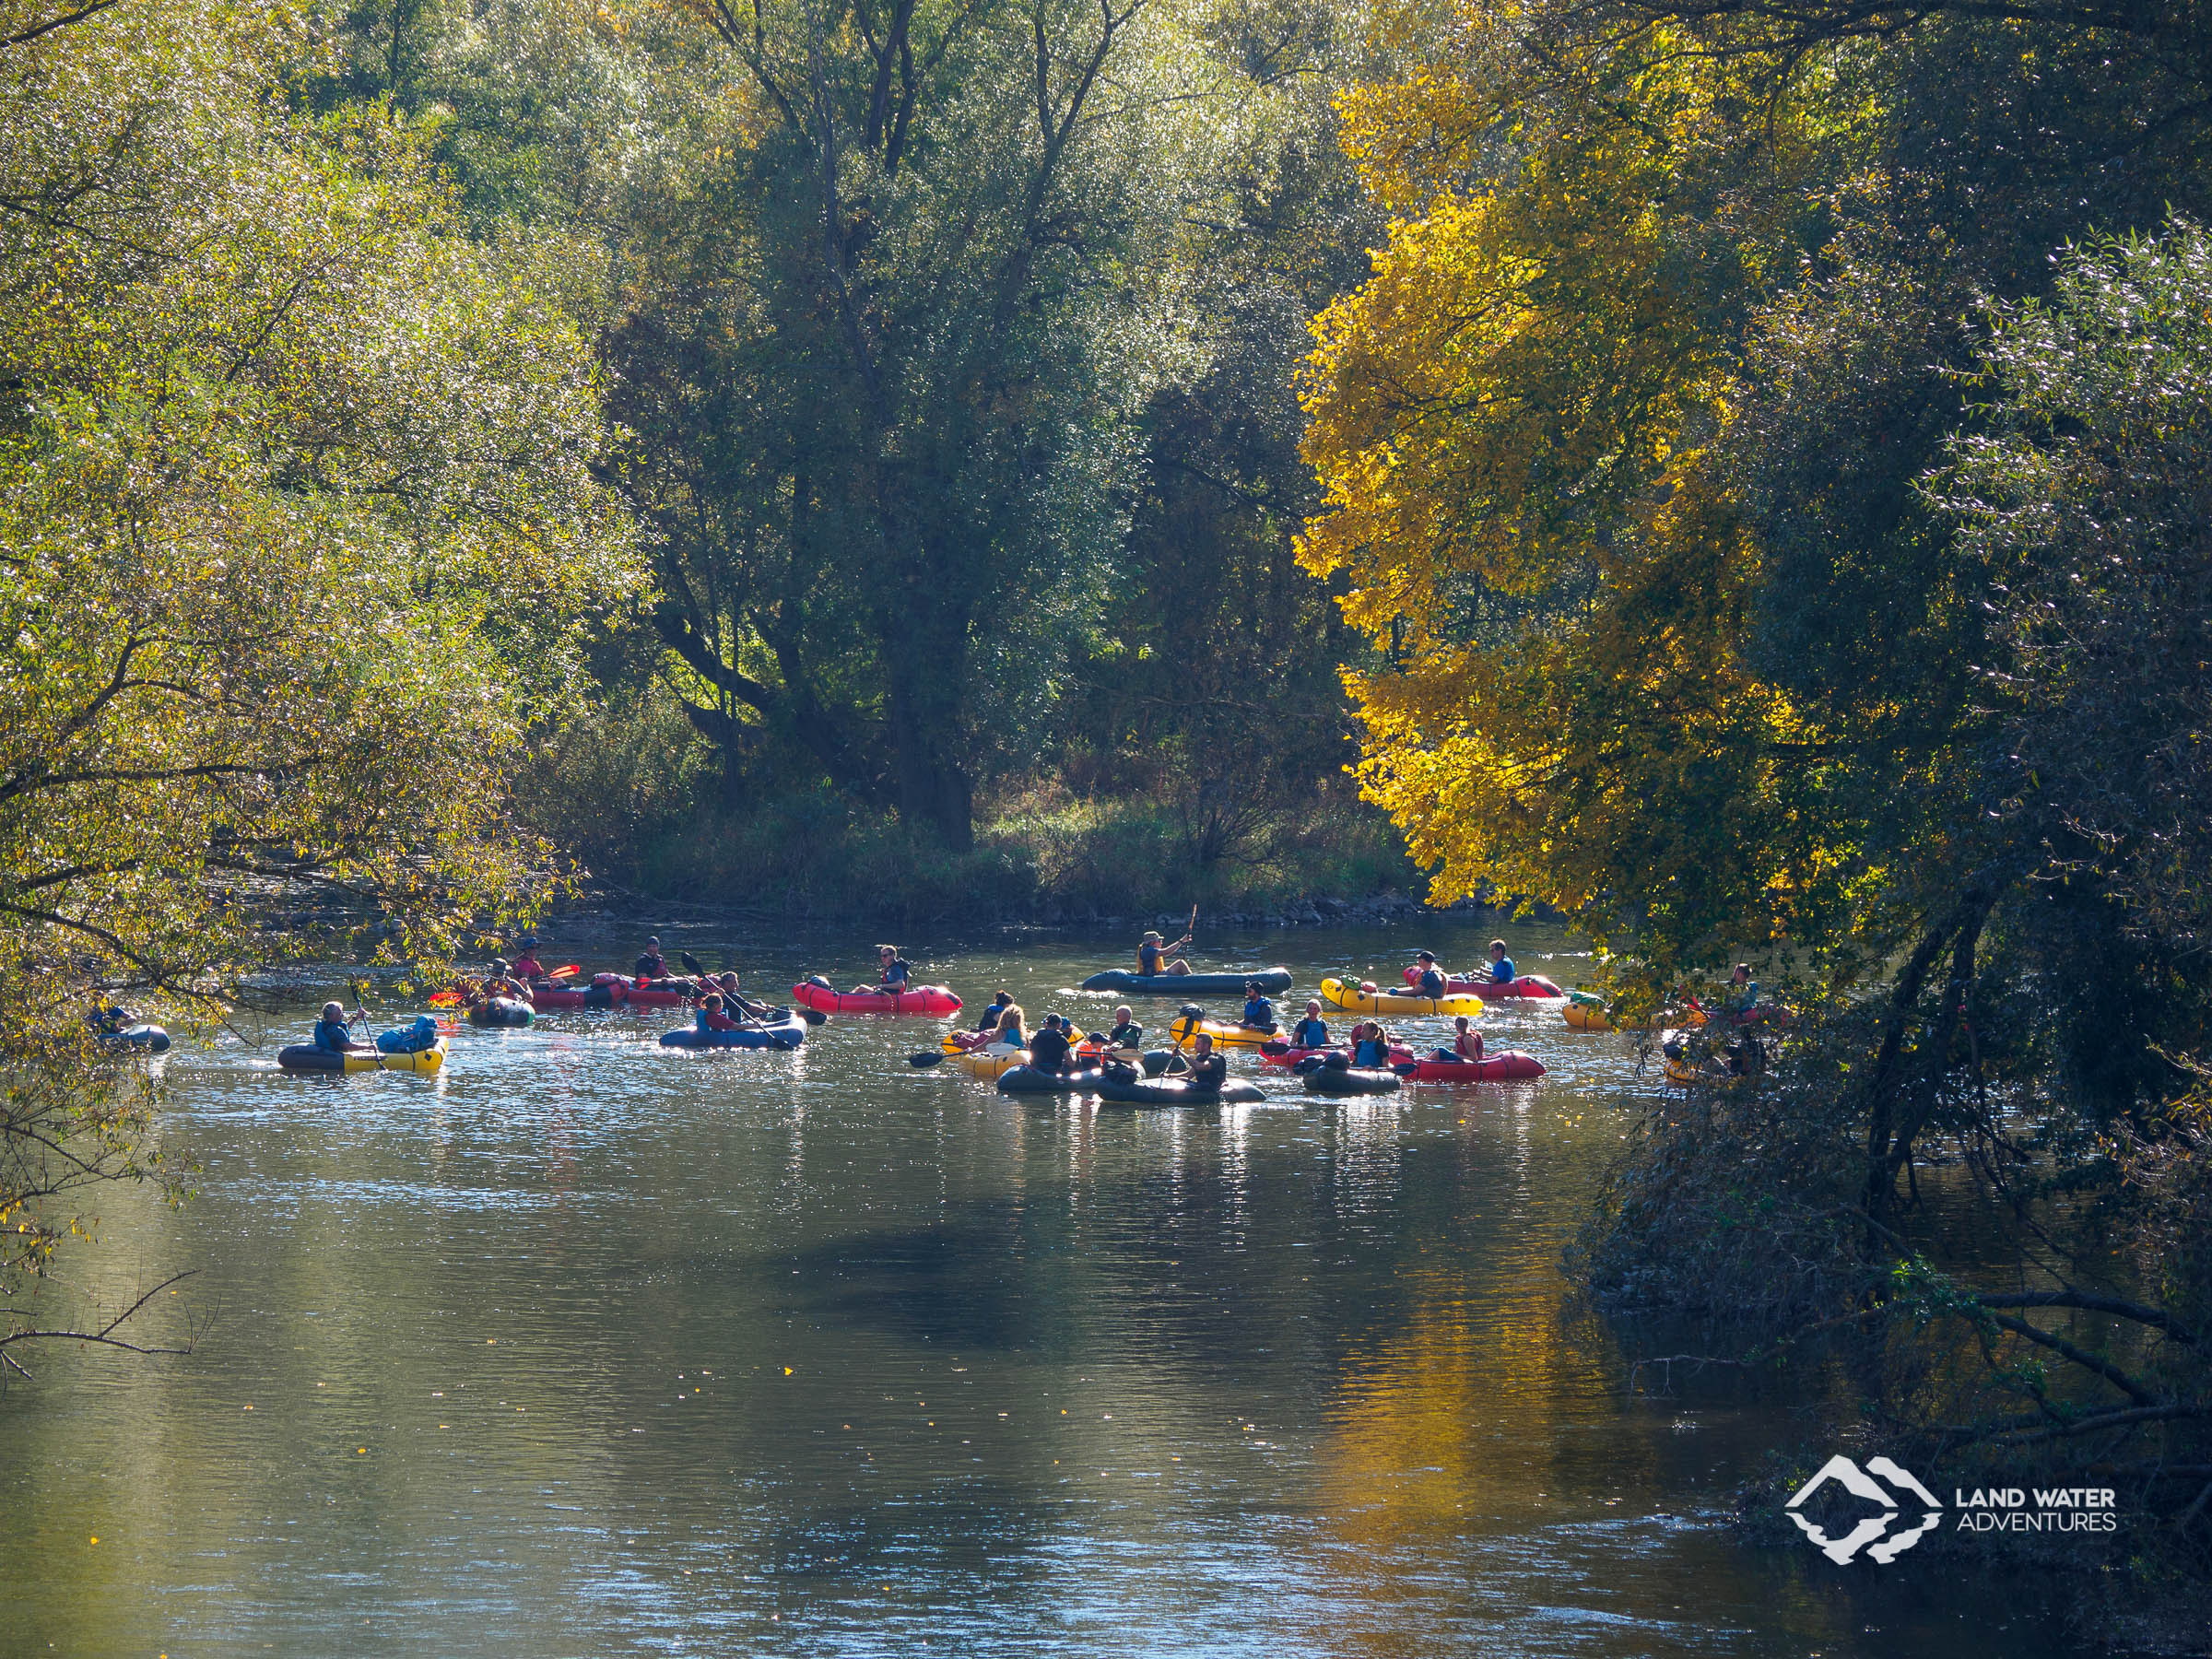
[1, 923, 2069, 1655]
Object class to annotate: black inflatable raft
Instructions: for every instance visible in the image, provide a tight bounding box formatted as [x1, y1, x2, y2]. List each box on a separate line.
[1078, 967, 1293, 995]
[996, 1065, 1109, 1095]
[1093, 1074, 1265, 1106]
[468, 997, 534, 1027]
[1301, 1066, 1403, 1096]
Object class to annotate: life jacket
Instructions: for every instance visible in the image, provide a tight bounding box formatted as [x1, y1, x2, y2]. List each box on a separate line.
[1417, 967, 1445, 996]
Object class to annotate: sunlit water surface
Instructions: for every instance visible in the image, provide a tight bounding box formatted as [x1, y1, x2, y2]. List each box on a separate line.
[3, 924, 2069, 1655]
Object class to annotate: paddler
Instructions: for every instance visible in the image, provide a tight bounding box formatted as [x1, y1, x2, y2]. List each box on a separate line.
[312, 1000, 369, 1053]
[1105, 1006, 1143, 1049]
[852, 944, 912, 995]
[511, 938, 547, 982]
[1185, 1032, 1228, 1091]
[1430, 1014, 1484, 1064]
[695, 993, 740, 1033]
[635, 936, 671, 983]
[1288, 1000, 1330, 1050]
[1411, 949, 1448, 997]
[1136, 929, 1192, 977]
[1485, 938, 1516, 985]
[974, 989, 1013, 1033]
[1350, 1021, 1395, 1068]
[950, 1002, 1025, 1052]
[1028, 1014, 1074, 1077]
[475, 958, 530, 1005]
[1239, 980, 1277, 1033]
[1722, 963, 1760, 1023]
[712, 972, 769, 1020]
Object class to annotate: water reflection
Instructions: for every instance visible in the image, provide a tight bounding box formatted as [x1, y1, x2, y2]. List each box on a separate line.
[0, 924, 2065, 1656]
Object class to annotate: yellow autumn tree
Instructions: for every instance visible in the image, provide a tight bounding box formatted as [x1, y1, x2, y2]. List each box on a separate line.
[1300, 10, 1855, 995]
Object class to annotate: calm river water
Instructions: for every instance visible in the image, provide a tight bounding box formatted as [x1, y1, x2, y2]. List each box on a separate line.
[3, 924, 2069, 1656]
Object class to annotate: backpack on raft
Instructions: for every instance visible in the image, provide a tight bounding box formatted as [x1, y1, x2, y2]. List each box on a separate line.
[376, 1014, 440, 1054]
[807, 974, 833, 991]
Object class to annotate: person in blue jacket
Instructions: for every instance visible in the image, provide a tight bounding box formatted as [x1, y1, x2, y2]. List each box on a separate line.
[1240, 980, 1277, 1032]
[1411, 950, 1448, 996]
[1486, 938, 1516, 984]
[312, 1001, 366, 1053]
[1288, 1000, 1330, 1049]
[1351, 1021, 1394, 1067]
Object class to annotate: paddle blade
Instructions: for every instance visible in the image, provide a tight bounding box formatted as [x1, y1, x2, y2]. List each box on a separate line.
[679, 950, 706, 977]
[549, 964, 580, 980]
[799, 1006, 828, 1026]
[908, 1053, 942, 1067]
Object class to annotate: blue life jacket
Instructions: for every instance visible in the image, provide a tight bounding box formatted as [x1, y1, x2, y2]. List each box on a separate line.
[1291, 1017, 1330, 1047]
[1242, 996, 1274, 1027]
[1353, 1036, 1390, 1066]
[978, 1001, 1009, 1032]
[312, 1018, 351, 1052]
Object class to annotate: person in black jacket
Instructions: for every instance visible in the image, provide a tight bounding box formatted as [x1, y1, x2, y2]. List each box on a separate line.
[1185, 1032, 1228, 1092]
[1029, 1014, 1074, 1076]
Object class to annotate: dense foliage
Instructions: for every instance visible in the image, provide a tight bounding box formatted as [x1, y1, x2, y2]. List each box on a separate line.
[1300, 0, 2212, 1578]
[0, 0, 637, 1340]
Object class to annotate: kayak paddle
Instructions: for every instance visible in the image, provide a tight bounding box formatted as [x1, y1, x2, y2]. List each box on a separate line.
[908, 1052, 943, 1067]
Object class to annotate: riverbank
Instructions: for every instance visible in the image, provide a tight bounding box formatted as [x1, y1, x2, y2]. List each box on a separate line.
[525, 774, 1507, 930]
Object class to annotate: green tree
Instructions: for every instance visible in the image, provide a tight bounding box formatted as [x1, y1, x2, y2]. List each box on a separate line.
[0, 0, 638, 1347]
[611, 0, 1252, 843]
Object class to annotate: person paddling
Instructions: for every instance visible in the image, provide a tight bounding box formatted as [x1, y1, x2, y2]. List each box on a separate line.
[1430, 1014, 1484, 1064]
[1485, 938, 1516, 985]
[1411, 950, 1448, 997]
[1136, 929, 1192, 977]
[635, 936, 671, 983]
[1185, 1032, 1228, 1092]
[975, 989, 1013, 1033]
[695, 994, 740, 1033]
[511, 939, 547, 982]
[712, 972, 770, 1021]
[312, 1000, 368, 1053]
[1288, 1000, 1330, 1049]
